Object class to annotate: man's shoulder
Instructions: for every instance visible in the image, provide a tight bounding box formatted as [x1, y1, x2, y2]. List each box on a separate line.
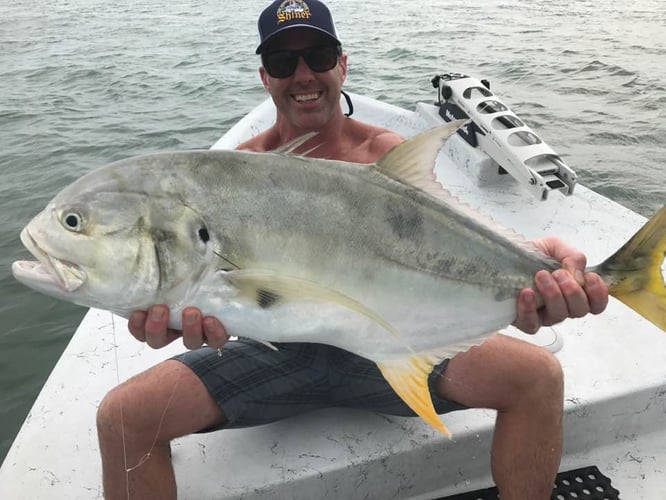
[236, 131, 273, 153]
[346, 120, 403, 161]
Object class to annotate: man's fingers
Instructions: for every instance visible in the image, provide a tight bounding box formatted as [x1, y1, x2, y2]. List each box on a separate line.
[514, 288, 540, 334]
[552, 269, 589, 318]
[128, 310, 148, 341]
[535, 270, 568, 326]
[203, 317, 230, 350]
[182, 308, 205, 350]
[144, 305, 173, 349]
[584, 273, 609, 315]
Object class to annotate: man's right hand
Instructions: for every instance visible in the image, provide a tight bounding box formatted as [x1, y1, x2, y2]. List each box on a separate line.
[128, 305, 230, 350]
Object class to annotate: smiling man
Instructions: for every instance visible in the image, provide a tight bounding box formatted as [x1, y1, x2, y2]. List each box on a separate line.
[236, 0, 400, 163]
[96, 2, 608, 499]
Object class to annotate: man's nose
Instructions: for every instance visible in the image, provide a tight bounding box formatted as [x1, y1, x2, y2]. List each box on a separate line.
[292, 55, 315, 81]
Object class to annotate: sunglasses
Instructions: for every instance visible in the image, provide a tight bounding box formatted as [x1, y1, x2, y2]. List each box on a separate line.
[261, 45, 341, 79]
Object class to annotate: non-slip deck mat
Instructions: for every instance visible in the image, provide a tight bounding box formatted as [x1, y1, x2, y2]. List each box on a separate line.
[436, 465, 621, 499]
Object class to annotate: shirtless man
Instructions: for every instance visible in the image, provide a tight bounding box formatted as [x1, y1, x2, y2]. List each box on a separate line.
[97, 2, 609, 499]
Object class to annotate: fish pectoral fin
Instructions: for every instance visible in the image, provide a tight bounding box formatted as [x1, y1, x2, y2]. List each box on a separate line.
[376, 333, 496, 437]
[256, 339, 279, 351]
[225, 270, 402, 340]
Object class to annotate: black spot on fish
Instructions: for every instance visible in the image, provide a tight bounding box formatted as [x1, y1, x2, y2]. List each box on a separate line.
[385, 203, 424, 241]
[257, 289, 280, 309]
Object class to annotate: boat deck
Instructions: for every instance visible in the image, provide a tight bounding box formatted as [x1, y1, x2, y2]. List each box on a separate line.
[1, 94, 664, 499]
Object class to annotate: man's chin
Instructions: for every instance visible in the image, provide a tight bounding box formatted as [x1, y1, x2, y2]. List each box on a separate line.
[291, 111, 330, 131]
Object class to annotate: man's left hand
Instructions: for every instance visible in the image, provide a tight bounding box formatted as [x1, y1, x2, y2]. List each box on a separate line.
[514, 236, 609, 334]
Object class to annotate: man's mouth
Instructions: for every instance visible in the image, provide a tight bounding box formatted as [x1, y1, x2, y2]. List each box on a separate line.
[292, 91, 322, 103]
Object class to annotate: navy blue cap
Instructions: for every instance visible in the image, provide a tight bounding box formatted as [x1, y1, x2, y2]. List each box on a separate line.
[256, 0, 341, 54]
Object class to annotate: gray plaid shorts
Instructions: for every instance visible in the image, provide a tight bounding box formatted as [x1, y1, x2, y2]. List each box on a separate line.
[173, 338, 465, 429]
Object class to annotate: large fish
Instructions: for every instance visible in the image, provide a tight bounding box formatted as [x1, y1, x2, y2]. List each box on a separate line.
[12, 121, 666, 436]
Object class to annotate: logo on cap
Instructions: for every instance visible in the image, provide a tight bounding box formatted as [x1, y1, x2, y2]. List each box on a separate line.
[276, 0, 311, 24]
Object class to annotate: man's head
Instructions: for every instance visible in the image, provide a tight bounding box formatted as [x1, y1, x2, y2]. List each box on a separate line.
[255, 0, 348, 131]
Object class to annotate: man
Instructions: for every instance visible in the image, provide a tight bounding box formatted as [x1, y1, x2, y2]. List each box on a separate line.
[96, 1, 609, 499]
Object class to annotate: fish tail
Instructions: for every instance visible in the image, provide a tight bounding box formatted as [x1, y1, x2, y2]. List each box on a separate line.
[594, 205, 666, 331]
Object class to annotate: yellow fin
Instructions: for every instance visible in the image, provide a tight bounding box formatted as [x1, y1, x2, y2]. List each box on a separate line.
[593, 205, 666, 331]
[376, 334, 495, 437]
[377, 354, 452, 437]
[225, 269, 402, 340]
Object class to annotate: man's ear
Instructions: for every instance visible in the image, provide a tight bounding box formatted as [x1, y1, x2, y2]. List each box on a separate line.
[259, 66, 270, 90]
[339, 52, 348, 83]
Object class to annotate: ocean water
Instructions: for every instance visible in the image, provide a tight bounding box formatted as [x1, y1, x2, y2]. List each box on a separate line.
[0, 0, 664, 464]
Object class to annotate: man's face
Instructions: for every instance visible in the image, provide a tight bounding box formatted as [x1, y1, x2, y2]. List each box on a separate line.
[259, 28, 347, 131]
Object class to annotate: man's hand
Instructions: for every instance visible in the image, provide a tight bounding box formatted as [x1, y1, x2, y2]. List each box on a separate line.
[128, 306, 230, 350]
[514, 236, 609, 334]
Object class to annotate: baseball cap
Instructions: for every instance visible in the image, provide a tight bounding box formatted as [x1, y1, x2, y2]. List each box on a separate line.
[256, 0, 341, 54]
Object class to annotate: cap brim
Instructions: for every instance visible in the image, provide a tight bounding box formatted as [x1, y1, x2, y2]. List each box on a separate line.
[256, 25, 340, 54]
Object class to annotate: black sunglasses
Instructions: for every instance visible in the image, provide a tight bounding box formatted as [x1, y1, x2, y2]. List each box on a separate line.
[261, 45, 341, 79]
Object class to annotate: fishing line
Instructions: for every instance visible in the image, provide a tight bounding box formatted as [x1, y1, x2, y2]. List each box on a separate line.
[110, 311, 183, 499]
[214, 250, 240, 271]
[110, 312, 131, 500]
[124, 373, 181, 473]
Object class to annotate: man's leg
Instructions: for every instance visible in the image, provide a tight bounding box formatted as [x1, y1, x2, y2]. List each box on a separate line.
[97, 359, 224, 500]
[436, 334, 564, 500]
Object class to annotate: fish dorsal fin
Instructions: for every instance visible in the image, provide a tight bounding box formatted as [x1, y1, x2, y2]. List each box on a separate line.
[375, 120, 467, 197]
[376, 332, 495, 437]
[377, 119, 552, 261]
[272, 132, 319, 155]
[224, 269, 402, 341]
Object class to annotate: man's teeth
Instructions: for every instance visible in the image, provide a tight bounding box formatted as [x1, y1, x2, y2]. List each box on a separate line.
[294, 92, 320, 102]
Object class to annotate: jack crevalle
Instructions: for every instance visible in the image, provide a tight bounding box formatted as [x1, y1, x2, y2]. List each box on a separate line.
[12, 121, 666, 436]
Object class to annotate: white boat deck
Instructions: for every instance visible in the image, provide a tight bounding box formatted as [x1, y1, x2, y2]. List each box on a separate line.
[1, 93, 664, 499]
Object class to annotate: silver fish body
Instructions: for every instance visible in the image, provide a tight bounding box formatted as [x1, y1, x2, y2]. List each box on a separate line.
[13, 121, 666, 434]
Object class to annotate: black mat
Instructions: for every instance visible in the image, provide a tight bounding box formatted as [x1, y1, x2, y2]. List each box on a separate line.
[436, 465, 621, 499]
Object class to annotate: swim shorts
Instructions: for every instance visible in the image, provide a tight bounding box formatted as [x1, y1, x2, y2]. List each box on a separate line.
[173, 338, 466, 429]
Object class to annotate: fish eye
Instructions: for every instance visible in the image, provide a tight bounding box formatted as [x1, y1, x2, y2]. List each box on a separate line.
[62, 212, 83, 232]
[198, 227, 210, 243]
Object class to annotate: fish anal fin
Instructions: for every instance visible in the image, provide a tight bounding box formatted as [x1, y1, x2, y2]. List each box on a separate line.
[376, 333, 495, 437]
[377, 355, 451, 437]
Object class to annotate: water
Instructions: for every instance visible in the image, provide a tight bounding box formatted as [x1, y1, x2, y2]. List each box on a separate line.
[0, 0, 664, 465]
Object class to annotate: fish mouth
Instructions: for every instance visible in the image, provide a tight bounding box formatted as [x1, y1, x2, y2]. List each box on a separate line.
[12, 228, 86, 293]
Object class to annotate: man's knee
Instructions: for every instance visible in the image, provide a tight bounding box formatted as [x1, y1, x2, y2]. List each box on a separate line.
[522, 346, 564, 400]
[495, 337, 564, 409]
[97, 384, 133, 438]
[96, 379, 159, 441]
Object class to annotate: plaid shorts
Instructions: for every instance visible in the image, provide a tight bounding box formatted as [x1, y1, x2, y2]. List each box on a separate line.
[174, 338, 465, 429]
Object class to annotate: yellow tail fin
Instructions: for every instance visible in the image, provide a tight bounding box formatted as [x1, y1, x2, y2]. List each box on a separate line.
[594, 205, 666, 331]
